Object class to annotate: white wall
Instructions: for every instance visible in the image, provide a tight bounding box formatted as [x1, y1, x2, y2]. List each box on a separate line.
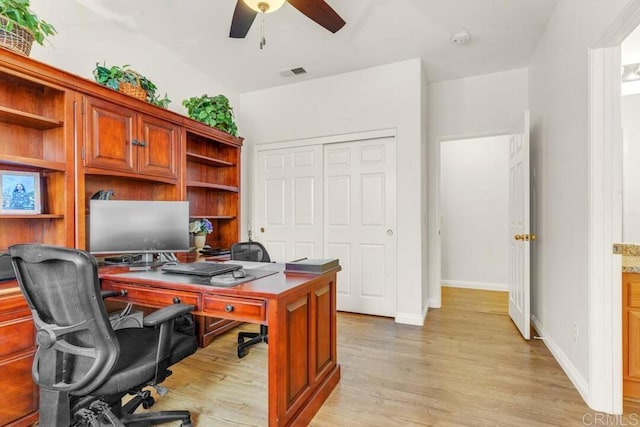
[440, 136, 510, 290]
[29, 0, 237, 115]
[239, 58, 428, 324]
[528, 0, 634, 406]
[427, 68, 529, 306]
[622, 94, 640, 242]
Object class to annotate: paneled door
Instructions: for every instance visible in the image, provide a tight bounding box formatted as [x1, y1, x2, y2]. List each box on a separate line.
[324, 137, 397, 317]
[255, 145, 324, 261]
[508, 110, 531, 340]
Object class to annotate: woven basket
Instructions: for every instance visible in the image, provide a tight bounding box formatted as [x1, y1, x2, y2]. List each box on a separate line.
[118, 81, 147, 101]
[0, 16, 34, 56]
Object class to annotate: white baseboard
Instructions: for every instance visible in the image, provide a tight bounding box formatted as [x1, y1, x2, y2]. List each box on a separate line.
[531, 315, 590, 405]
[442, 280, 508, 292]
[395, 312, 424, 326]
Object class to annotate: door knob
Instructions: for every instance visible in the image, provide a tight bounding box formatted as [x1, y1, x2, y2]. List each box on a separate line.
[260, 227, 265, 233]
[514, 234, 523, 241]
[386, 229, 393, 236]
[524, 234, 537, 241]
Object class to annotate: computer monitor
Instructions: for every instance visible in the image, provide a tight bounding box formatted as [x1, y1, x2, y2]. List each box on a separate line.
[89, 200, 190, 263]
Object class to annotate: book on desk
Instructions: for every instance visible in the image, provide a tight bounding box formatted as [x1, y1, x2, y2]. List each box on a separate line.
[284, 258, 339, 274]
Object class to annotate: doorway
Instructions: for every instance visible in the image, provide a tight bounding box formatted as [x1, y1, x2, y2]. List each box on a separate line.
[439, 135, 510, 292]
[587, 0, 640, 414]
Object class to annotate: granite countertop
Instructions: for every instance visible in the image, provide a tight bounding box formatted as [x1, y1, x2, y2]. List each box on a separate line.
[613, 243, 640, 273]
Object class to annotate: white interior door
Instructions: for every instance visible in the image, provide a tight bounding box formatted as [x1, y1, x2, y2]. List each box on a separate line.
[508, 110, 531, 340]
[255, 145, 324, 262]
[324, 137, 397, 317]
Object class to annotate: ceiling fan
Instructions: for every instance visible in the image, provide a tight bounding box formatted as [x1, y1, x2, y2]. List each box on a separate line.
[229, 0, 346, 39]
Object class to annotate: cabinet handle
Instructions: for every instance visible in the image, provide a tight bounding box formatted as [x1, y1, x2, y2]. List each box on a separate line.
[173, 297, 181, 304]
[225, 304, 234, 313]
[138, 140, 146, 147]
[120, 289, 128, 296]
[131, 139, 138, 146]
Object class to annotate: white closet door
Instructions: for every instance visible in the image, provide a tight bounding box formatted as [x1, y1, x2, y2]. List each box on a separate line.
[255, 145, 324, 262]
[324, 137, 397, 317]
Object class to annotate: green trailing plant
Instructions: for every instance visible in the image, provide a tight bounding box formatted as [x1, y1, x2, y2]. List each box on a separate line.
[92, 63, 171, 108]
[182, 94, 238, 136]
[0, 0, 56, 45]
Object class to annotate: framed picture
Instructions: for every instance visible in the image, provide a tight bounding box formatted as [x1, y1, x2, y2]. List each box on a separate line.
[0, 171, 41, 215]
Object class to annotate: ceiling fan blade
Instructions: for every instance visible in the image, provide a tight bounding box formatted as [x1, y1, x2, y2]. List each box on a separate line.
[230, 0, 258, 38]
[287, 0, 346, 33]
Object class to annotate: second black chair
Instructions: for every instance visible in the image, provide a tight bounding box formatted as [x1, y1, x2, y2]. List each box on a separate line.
[230, 241, 270, 358]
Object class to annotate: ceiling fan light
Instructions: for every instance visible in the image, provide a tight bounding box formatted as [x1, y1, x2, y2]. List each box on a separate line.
[243, 0, 286, 14]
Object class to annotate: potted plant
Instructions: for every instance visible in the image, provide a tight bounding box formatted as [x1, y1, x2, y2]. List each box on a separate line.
[189, 218, 213, 251]
[0, 0, 56, 56]
[182, 94, 238, 136]
[93, 63, 171, 108]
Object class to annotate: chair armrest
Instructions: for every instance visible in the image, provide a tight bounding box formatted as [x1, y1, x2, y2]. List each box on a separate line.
[143, 303, 194, 327]
[101, 290, 121, 299]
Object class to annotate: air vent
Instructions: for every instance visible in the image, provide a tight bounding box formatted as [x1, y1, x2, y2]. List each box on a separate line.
[279, 67, 308, 78]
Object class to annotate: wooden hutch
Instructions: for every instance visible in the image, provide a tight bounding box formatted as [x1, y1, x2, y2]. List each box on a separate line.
[0, 50, 242, 426]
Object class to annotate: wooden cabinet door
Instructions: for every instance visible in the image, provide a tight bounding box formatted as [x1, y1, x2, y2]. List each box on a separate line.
[623, 273, 640, 398]
[84, 96, 136, 174]
[0, 289, 37, 426]
[137, 114, 179, 181]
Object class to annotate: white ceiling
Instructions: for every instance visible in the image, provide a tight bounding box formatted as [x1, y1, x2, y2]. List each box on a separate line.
[68, 0, 558, 93]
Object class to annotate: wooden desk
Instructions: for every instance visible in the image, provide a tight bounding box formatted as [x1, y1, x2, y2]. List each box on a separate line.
[100, 264, 341, 427]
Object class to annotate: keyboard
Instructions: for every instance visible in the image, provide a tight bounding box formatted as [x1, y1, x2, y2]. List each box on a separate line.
[160, 262, 243, 277]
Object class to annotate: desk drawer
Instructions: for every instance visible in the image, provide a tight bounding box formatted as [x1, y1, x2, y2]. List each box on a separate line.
[107, 283, 199, 308]
[202, 295, 266, 323]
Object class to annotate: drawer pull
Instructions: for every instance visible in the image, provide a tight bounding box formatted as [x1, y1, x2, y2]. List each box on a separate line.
[173, 297, 181, 304]
[121, 289, 128, 296]
[225, 304, 234, 313]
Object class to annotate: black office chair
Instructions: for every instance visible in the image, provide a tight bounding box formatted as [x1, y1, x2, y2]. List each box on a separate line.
[10, 244, 197, 427]
[230, 241, 270, 358]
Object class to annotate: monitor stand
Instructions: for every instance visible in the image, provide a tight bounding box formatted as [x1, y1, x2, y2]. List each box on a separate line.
[139, 253, 154, 264]
[103, 253, 166, 269]
[129, 253, 167, 269]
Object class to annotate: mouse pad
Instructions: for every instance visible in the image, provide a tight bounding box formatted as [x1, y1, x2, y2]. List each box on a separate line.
[207, 268, 277, 287]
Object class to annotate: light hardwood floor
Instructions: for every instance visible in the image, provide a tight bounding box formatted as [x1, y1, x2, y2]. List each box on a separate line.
[146, 287, 637, 426]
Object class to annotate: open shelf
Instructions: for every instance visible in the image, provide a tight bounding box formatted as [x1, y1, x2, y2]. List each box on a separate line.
[0, 155, 66, 172]
[185, 181, 239, 192]
[190, 215, 236, 220]
[0, 106, 63, 130]
[0, 214, 64, 219]
[186, 152, 235, 167]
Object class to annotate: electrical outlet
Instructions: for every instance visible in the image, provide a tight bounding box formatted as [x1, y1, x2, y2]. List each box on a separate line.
[572, 323, 580, 343]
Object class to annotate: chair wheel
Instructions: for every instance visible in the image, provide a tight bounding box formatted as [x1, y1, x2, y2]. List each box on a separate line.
[238, 347, 247, 358]
[142, 396, 155, 409]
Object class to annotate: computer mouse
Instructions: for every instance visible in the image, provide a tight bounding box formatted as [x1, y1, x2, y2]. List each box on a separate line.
[232, 269, 247, 279]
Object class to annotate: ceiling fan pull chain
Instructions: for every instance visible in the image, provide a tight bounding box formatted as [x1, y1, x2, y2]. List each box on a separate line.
[260, 12, 266, 49]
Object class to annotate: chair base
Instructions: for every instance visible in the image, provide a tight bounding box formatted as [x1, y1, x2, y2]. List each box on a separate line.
[121, 410, 192, 427]
[237, 324, 268, 358]
[64, 387, 192, 427]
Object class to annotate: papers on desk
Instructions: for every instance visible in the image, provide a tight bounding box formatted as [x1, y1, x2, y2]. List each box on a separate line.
[223, 260, 276, 270]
